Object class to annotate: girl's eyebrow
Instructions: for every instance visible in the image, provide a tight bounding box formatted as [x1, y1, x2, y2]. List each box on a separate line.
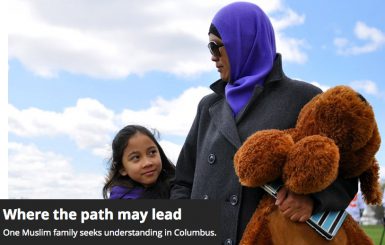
[127, 150, 139, 157]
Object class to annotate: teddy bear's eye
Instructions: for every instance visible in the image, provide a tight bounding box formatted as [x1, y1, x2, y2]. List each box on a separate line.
[356, 92, 367, 103]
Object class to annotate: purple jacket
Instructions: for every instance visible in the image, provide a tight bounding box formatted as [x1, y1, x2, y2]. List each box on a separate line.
[109, 185, 144, 200]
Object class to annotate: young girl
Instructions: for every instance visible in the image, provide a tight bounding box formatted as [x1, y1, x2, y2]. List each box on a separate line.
[103, 125, 175, 199]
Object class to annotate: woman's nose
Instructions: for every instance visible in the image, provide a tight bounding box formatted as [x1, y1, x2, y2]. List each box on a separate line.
[211, 54, 219, 62]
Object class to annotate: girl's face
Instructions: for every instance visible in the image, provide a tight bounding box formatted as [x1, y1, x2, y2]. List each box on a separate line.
[120, 132, 162, 187]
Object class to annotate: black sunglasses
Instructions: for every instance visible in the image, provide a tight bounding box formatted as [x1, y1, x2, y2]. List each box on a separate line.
[208, 41, 224, 57]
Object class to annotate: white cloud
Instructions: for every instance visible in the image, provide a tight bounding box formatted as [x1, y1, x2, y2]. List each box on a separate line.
[9, 0, 308, 78]
[8, 98, 117, 157]
[271, 8, 305, 31]
[276, 33, 308, 64]
[270, 7, 308, 63]
[310, 81, 330, 91]
[8, 142, 104, 199]
[9, 86, 211, 157]
[310, 80, 384, 98]
[349, 80, 384, 98]
[119, 86, 211, 136]
[159, 140, 182, 165]
[333, 37, 349, 48]
[334, 21, 385, 55]
[0, 0, 8, 199]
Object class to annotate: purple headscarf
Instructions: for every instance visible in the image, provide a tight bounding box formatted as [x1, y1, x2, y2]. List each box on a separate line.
[211, 2, 276, 115]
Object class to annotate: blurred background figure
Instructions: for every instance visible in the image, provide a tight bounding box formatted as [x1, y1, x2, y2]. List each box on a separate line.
[346, 189, 366, 224]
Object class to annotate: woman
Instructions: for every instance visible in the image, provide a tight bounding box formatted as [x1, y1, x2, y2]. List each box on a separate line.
[171, 2, 357, 244]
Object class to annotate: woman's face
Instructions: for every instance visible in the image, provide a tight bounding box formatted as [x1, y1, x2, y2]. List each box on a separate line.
[209, 33, 230, 82]
[120, 132, 162, 187]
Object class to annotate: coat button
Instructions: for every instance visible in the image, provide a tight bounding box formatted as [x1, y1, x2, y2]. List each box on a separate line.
[230, 195, 238, 206]
[203, 194, 209, 200]
[224, 238, 233, 245]
[208, 153, 216, 164]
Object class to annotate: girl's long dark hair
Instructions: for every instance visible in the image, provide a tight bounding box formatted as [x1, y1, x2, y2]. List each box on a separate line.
[103, 125, 175, 199]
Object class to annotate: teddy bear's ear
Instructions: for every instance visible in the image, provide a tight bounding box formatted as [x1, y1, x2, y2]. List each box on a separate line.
[359, 159, 382, 205]
[339, 124, 381, 178]
[234, 130, 294, 187]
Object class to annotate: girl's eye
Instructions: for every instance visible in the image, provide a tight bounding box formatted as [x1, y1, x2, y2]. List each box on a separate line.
[149, 149, 158, 156]
[130, 155, 140, 161]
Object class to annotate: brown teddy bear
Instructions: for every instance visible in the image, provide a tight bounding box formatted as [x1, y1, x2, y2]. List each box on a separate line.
[234, 85, 382, 244]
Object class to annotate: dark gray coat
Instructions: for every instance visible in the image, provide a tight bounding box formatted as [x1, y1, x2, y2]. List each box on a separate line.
[171, 55, 357, 244]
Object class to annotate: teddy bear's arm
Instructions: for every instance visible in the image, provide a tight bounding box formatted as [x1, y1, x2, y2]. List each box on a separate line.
[283, 135, 340, 194]
[340, 124, 381, 178]
[234, 129, 294, 187]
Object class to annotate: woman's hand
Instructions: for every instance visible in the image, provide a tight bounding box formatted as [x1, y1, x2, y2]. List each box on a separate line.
[275, 186, 314, 222]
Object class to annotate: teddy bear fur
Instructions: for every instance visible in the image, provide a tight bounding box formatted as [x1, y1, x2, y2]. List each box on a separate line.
[234, 85, 382, 244]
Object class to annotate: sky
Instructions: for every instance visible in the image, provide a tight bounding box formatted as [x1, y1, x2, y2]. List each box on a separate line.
[4, 0, 385, 199]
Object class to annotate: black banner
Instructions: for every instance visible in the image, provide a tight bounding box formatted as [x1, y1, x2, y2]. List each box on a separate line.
[0, 200, 220, 245]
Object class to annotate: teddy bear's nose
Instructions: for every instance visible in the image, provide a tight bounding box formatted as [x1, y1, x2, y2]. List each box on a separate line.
[356, 92, 367, 103]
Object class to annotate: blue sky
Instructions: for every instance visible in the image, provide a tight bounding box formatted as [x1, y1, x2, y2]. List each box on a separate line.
[5, 0, 385, 198]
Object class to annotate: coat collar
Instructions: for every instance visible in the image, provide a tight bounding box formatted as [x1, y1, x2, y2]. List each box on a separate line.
[208, 54, 285, 148]
[209, 53, 285, 96]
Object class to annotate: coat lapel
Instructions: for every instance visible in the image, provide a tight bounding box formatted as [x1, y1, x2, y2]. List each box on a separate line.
[209, 100, 242, 149]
